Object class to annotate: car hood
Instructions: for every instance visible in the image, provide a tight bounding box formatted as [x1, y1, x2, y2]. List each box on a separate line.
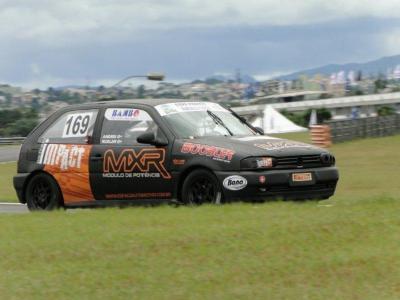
[186, 135, 326, 157]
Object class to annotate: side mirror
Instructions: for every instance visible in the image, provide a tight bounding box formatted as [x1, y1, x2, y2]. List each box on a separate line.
[137, 131, 168, 146]
[254, 127, 264, 135]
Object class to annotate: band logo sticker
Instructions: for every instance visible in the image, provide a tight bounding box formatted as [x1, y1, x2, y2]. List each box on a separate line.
[37, 144, 86, 171]
[181, 142, 235, 163]
[104, 108, 152, 121]
[103, 148, 171, 179]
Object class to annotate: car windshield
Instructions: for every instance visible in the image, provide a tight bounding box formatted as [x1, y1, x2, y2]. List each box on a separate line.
[155, 102, 256, 138]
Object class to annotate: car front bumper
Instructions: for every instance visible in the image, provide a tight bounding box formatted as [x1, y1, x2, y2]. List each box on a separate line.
[215, 166, 339, 201]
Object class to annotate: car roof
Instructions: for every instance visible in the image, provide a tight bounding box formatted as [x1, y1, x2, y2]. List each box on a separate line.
[67, 98, 202, 110]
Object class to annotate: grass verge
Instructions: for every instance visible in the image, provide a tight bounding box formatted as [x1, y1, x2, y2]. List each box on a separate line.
[0, 135, 399, 299]
[0, 162, 17, 202]
[0, 200, 399, 299]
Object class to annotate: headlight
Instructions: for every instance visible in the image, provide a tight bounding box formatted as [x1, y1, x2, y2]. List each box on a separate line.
[320, 153, 336, 166]
[240, 157, 275, 170]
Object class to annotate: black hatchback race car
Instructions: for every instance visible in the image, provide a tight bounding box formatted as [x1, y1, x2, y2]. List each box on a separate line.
[14, 99, 339, 210]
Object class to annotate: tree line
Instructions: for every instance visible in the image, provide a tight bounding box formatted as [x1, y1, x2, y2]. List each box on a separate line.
[0, 108, 39, 137]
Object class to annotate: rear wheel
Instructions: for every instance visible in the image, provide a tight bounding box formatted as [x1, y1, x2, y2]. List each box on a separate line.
[181, 169, 222, 205]
[25, 173, 63, 211]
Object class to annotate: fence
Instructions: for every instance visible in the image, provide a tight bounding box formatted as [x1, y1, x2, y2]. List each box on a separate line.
[0, 137, 25, 145]
[327, 114, 400, 143]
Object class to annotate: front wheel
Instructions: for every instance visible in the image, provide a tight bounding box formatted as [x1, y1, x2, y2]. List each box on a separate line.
[25, 173, 63, 211]
[181, 169, 223, 205]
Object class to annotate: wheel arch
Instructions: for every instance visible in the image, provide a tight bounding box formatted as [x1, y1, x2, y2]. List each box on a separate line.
[177, 164, 223, 202]
[22, 170, 64, 205]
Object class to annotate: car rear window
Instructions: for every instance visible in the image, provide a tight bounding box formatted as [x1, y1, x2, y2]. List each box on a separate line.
[39, 109, 98, 144]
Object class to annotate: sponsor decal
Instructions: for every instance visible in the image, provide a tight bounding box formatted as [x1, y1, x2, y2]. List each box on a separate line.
[105, 192, 171, 199]
[254, 141, 315, 151]
[104, 108, 151, 121]
[223, 175, 247, 191]
[172, 159, 186, 165]
[292, 172, 313, 182]
[181, 142, 235, 163]
[62, 112, 93, 138]
[103, 148, 171, 179]
[38, 144, 95, 203]
[156, 102, 229, 116]
[37, 144, 86, 171]
[101, 134, 124, 145]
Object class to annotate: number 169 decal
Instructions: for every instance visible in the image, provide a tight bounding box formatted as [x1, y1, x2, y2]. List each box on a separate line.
[62, 112, 93, 138]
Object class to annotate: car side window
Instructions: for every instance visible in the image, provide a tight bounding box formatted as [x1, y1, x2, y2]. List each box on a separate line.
[39, 109, 98, 144]
[100, 108, 163, 145]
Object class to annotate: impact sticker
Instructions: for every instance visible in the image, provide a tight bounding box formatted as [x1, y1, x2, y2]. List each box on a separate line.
[156, 102, 229, 116]
[62, 112, 93, 138]
[104, 108, 152, 121]
[37, 144, 86, 171]
[37, 143, 95, 203]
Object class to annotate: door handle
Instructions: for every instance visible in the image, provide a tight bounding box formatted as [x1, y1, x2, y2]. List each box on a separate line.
[90, 154, 103, 161]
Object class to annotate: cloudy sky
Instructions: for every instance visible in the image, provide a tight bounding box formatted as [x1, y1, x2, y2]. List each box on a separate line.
[1, 0, 400, 88]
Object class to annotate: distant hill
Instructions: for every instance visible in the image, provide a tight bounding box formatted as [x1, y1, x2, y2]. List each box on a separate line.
[202, 73, 257, 84]
[277, 55, 400, 80]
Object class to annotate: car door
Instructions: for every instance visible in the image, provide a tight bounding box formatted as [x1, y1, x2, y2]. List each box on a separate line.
[89, 107, 173, 201]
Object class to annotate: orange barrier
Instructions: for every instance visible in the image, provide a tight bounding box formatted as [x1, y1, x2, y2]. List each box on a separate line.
[310, 125, 332, 148]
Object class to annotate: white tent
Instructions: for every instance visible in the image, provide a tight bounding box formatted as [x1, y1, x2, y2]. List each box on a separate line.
[309, 109, 318, 127]
[251, 106, 307, 134]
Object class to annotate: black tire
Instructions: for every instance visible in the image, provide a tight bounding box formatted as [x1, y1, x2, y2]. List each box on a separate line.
[181, 169, 223, 205]
[25, 173, 63, 211]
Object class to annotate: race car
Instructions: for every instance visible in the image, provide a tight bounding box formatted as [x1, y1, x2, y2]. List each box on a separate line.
[13, 99, 339, 210]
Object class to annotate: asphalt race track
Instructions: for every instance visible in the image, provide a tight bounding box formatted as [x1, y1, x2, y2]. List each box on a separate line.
[0, 203, 28, 213]
[0, 145, 21, 163]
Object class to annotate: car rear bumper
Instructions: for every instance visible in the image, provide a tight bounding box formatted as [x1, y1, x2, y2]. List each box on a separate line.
[13, 173, 30, 203]
[215, 167, 339, 201]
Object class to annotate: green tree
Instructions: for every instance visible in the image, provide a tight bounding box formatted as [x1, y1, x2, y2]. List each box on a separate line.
[377, 106, 395, 116]
[374, 76, 387, 92]
[0, 108, 39, 137]
[137, 85, 146, 98]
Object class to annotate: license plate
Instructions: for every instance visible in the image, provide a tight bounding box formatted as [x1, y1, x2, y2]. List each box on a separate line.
[292, 172, 313, 182]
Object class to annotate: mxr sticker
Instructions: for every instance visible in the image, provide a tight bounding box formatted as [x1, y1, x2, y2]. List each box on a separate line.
[103, 148, 171, 179]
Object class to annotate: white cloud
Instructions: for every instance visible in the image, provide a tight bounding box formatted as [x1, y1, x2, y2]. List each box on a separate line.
[253, 70, 295, 81]
[1, 0, 400, 46]
[382, 28, 400, 56]
[30, 63, 41, 75]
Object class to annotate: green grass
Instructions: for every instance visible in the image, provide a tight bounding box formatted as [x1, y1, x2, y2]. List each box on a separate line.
[0, 201, 400, 299]
[270, 131, 311, 143]
[0, 162, 17, 202]
[0, 134, 400, 299]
